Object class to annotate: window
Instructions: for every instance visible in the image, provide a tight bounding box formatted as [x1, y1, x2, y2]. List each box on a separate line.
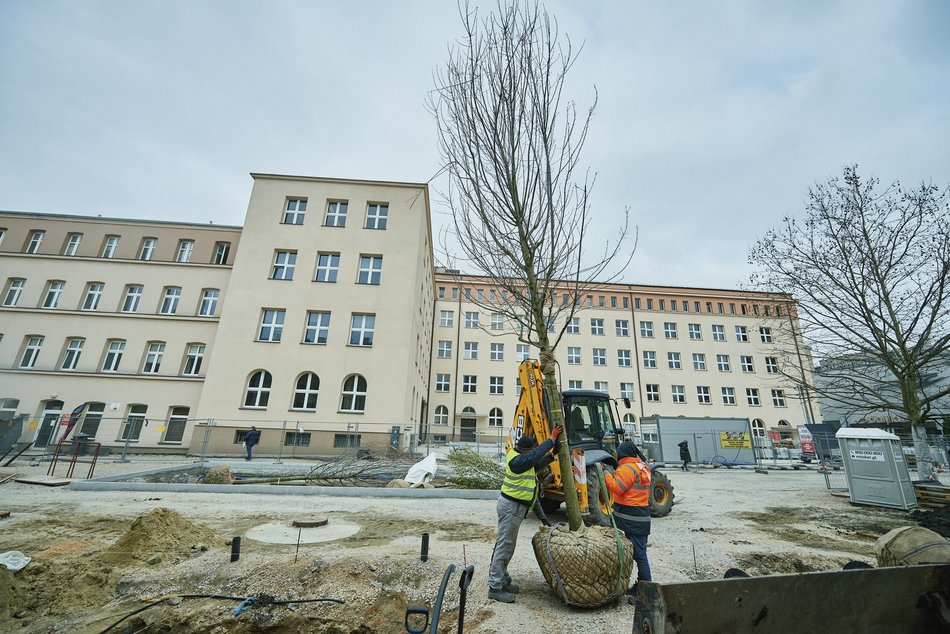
[293, 373, 320, 410]
[0, 228, 4, 247]
[490, 376, 504, 395]
[434, 405, 449, 425]
[63, 233, 82, 256]
[740, 355, 754, 372]
[61, 338, 84, 370]
[283, 198, 307, 224]
[688, 323, 702, 340]
[462, 375, 477, 393]
[437, 340, 453, 358]
[435, 373, 450, 392]
[567, 318, 580, 334]
[19, 336, 43, 368]
[334, 433, 361, 448]
[464, 341, 478, 359]
[272, 250, 297, 280]
[760, 327, 773, 343]
[199, 289, 219, 316]
[620, 383, 635, 400]
[646, 384, 660, 402]
[440, 310, 454, 327]
[122, 285, 143, 313]
[491, 313, 504, 330]
[365, 203, 388, 229]
[590, 319, 604, 335]
[671, 385, 686, 404]
[315, 253, 340, 282]
[42, 281, 65, 308]
[142, 342, 165, 374]
[735, 325, 749, 342]
[349, 313, 376, 346]
[121, 405, 147, 441]
[213, 241, 231, 264]
[183, 344, 205, 376]
[259, 309, 285, 342]
[664, 322, 678, 339]
[594, 381, 609, 392]
[139, 238, 156, 261]
[176, 240, 194, 263]
[640, 321, 654, 338]
[716, 354, 731, 371]
[592, 348, 606, 366]
[465, 311, 479, 328]
[712, 325, 726, 341]
[244, 370, 272, 408]
[325, 200, 348, 227]
[668, 352, 681, 369]
[647, 299, 654, 310]
[765, 356, 779, 374]
[489, 407, 503, 427]
[76, 402, 104, 437]
[101, 235, 119, 258]
[517, 344, 529, 362]
[490, 342, 504, 361]
[642, 351, 657, 368]
[82, 282, 104, 311]
[697, 386, 711, 404]
[159, 287, 181, 314]
[616, 320, 629, 337]
[692, 353, 707, 370]
[102, 339, 125, 372]
[26, 230, 44, 253]
[284, 432, 311, 447]
[746, 388, 761, 406]
[569, 380, 583, 390]
[163, 407, 190, 443]
[771, 389, 786, 407]
[722, 387, 736, 405]
[567, 346, 581, 365]
[3, 278, 25, 306]
[617, 349, 631, 367]
[545, 316, 555, 332]
[357, 255, 382, 284]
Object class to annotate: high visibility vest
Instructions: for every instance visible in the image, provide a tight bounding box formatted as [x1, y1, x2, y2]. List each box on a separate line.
[501, 448, 538, 507]
[609, 457, 651, 508]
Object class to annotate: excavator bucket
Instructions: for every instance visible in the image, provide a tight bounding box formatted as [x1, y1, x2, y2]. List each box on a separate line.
[632, 564, 950, 634]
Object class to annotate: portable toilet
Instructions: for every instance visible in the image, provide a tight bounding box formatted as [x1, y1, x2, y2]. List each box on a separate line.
[835, 427, 917, 510]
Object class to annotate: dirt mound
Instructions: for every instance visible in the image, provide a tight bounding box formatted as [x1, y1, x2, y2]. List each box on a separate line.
[735, 552, 853, 575]
[102, 508, 225, 566]
[910, 505, 950, 538]
[32, 539, 95, 558]
[0, 567, 19, 619]
[201, 465, 233, 484]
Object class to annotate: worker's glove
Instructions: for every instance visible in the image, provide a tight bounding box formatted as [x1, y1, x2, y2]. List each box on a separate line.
[550, 425, 562, 444]
[541, 519, 553, 527]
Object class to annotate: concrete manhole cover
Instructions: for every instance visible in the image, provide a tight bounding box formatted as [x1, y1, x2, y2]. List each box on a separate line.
[245, 519, 360, 544]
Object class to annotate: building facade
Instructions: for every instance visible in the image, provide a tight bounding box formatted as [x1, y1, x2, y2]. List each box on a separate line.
[0, 173, 818, 457]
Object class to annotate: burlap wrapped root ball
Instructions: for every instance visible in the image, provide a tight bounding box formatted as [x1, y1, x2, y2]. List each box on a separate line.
[531, 523, 633, 607]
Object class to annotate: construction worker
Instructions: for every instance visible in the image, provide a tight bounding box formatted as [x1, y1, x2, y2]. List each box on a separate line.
[603, 441, 652, 604]
[487, 425, 562, 603]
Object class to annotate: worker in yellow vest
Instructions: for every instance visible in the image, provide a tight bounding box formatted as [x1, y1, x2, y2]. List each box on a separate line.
[487, 425, 562, 603]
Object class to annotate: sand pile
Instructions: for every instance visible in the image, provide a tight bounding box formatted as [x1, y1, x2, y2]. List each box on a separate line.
[102, 507, 225, 566]
[0, 568, 19, 619]
[201, 465, 232, 484]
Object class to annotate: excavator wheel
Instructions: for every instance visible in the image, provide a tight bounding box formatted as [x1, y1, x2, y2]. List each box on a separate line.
[649, 470, 675, 517]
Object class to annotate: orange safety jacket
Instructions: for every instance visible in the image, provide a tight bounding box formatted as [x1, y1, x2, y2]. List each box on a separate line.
[604, 456, 652, 508]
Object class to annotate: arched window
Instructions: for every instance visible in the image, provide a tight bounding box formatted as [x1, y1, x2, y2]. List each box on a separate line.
[489, 407, 503, 427]
[244, 370, 272, 408]
[78, 402, 105, 437]
[434, 405, 448, 426]
[340, 374, 367, 412]
[751, 418, 766, 437]
[292, 372, 320, 410]
[0, 398, 19, 421]
[622, 413, 636, 424]
[462, 406, 476, 416]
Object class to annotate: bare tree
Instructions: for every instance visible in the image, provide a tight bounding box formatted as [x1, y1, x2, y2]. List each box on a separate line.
[429, 1, 634, 529]
[749, 165, 950, 478]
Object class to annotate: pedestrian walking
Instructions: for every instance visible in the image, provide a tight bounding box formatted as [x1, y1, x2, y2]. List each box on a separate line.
[678, 440, 691, 472]
[244, 426, 260, 460]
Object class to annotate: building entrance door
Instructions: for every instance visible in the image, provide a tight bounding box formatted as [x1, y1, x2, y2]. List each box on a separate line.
[460, 418, 476, 442]
[35, 400, 64, 448]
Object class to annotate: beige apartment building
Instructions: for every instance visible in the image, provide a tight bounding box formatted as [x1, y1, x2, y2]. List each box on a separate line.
[0, 173, 817, 459]
[427, 273, 819, 449]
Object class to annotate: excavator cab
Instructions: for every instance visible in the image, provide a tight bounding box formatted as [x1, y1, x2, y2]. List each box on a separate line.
[562, 391, 622, 452]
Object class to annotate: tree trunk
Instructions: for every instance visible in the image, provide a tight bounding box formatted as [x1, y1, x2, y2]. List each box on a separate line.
[911, 423, 936, 481]
[539, 351, 582, 531]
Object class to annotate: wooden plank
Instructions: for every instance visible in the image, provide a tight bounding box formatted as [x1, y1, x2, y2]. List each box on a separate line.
[13, 475, 72, 487]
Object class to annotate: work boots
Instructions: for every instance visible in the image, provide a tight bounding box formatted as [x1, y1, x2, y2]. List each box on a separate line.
[488, 587, 516, 603]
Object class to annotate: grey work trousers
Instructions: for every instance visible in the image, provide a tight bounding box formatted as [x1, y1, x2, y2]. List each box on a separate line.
[487, 495, 530, 590]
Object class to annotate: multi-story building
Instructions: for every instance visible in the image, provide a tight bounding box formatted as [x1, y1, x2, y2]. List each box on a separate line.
[0, 173, 818, 457]
[428, 273, 819, 449]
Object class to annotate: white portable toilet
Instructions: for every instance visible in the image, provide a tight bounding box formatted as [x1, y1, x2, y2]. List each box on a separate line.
[835, 427, 917, 510]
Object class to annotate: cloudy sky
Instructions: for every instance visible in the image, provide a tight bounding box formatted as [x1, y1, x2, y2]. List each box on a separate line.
[1, 1, 947, 289]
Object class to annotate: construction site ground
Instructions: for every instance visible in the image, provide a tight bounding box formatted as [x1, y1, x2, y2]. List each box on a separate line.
[0, 456, 923, 633]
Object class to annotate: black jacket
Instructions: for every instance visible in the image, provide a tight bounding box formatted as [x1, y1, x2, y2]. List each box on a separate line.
[678, 442, 691, 461]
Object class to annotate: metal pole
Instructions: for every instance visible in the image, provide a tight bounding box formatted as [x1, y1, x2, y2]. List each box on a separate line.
[119, 417, 139, 463]
[276, 420, 287, 464]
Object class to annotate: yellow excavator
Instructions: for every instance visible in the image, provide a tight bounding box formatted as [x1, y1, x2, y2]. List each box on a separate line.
[506, 359, 674, 521]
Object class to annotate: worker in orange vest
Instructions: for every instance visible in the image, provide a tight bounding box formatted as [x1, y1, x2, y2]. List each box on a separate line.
[603, 441, 652, 603]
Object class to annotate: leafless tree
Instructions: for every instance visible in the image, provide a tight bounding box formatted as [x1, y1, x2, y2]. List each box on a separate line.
[429, 1, 635, 529]
[749, 166, 950, 478]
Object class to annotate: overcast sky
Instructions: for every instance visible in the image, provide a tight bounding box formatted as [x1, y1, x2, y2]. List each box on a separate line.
[1, 1, 947, 289]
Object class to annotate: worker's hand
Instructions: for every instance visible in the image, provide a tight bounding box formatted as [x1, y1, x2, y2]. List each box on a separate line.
[550, 425, 562, 444]
[542, 519, 553, 527]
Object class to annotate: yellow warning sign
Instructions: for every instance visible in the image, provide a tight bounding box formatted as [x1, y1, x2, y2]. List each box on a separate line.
[719, 431, 752, 449]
